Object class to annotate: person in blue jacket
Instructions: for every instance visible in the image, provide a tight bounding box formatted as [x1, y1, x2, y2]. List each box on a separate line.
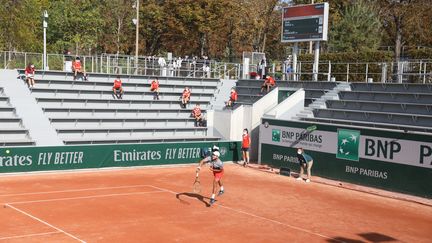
[296, 147, 314, 183]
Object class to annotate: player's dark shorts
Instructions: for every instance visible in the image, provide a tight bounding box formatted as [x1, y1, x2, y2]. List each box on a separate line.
[241, 147, 249, 152]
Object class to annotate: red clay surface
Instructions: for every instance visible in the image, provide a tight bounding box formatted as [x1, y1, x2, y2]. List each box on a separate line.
[0, 164, 431, 243]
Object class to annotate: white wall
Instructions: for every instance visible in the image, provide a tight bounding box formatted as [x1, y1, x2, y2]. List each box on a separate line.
[211, 88, 279, 162]
[264, 88, 305, 120]
[206, 110, 214, 137]
[212, 110, 232, 139]
[251, 87, 279, 127]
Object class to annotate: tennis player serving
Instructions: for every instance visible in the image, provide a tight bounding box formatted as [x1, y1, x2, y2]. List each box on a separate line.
[196, 150, 224, 206]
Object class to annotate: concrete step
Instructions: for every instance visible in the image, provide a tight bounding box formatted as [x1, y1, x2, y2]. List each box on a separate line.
[323, 95, 339, 100]
[335, 83, 351, 91]
[296, 113, 313, 119]
[309, 104, 325, 109]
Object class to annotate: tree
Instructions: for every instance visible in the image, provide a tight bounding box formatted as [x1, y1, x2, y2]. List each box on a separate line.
[47, 0, 103, 55]
[0, 0, 48, 52]
[140, 0, 168, 55]
[329, 0, 382, 52]
[100, 0, 135, 55]
[377, 0, 432, 59]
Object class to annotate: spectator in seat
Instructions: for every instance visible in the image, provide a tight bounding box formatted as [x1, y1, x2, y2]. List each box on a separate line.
[112, 75, 124, 99]
[191, 103, 203, 127]
[226, 88, 238, 108]
[260, 75, 276, 94]
[181, 87, 191, 108]
[24, 63, 36, 88]
[150, 78, 160, 100]
[72, 57, 88, 81]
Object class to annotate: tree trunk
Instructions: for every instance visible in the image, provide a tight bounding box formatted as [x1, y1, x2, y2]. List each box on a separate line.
[227, 20, 235, 62]
[116, 18, 122, 55]
[199, 32, 207, 57]
[393, 15, 403, 82]
[394, 16, 402, 61]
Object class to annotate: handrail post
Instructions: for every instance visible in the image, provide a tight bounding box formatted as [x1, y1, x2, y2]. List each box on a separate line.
[365, 63, 368, 82]
[346, 63, 349, 82]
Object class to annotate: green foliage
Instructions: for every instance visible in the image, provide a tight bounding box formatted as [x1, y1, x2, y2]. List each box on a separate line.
[47, 0, 103, 54]
[0, 0, 430, 62]
[299, 51, 394, 63]
[0, 0, 48, 52]
[329, 0, 382, 52]
[405, 48, 432, 60]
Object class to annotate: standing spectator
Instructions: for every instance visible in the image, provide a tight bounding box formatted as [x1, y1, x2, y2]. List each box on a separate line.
[112, 75, 124, 99]
[286, 65, 293, 80]
[176, 57, 183, 69]
[226, 88, 238, 108]
[284, 55, 294, 80]
[296, 148, 314, 182]
[260, 75, 276, 94]
[181, 87, 191, 108]
[241, 128, 251, 167]
[203, 65, 211, 78]
[158, 57, 166, 76]
[150, 78, 160, 100]
[24, 63, 36, 88]
[258, 57, 267, 78]
[72, 57, 88, 81]
[191, 103, 203, 127]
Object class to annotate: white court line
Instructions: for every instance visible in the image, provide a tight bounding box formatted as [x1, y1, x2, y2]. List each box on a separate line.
[0, 184, 153, 197]
[5, 204, 85, 243]
[0, 231, 61, 241]
[6, 190, 165, 205]
[148, 185, 346, 243]
[217, 204, 345, 243]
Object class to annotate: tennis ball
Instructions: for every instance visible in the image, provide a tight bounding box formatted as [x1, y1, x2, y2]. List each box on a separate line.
[5, 150, 10, 154]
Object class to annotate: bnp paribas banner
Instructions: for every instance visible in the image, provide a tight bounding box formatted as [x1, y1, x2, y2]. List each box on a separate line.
[0, 141, 240, 173]
[259, 119, 432, 198]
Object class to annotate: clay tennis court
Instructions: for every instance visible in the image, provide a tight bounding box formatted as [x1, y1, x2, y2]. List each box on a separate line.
[0, 164, 431, 243]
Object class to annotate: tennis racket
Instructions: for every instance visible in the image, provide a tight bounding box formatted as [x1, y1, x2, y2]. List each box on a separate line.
[193, 172, 201, 193]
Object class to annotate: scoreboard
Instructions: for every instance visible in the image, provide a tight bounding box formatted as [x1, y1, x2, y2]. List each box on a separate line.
[281, 3, 329, 43]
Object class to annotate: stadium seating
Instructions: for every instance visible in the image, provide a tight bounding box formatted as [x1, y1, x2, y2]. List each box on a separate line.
[350, 83, 432, 94]
[235, 79, 337, 106]
[303, 82, 432, 133]
[18, 71, 220, 145]
[0, 87, 35, 146]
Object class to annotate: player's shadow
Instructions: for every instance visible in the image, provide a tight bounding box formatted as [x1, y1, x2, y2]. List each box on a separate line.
[176, 192, 211, 207]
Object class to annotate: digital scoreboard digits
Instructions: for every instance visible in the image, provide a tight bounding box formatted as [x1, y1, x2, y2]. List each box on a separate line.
[281, 3, 329, 43]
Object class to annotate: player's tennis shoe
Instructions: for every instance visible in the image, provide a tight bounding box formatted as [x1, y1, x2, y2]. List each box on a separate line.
[218, 190, 224, 196]
[306, 179, 311, 183]
[296, 177, 303, 181]
[209, 198, 216, 205]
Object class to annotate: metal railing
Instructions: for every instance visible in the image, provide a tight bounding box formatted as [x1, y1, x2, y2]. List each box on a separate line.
[280, 60, 432, 83]
[2, 50, 431, 83]
[0, 51, 242, 80]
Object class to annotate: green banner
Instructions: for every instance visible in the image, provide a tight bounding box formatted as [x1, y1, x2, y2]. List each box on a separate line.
[0, 141, 241, 173]
[336, 129, 360, 161]
[260, 118, 432, 198]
